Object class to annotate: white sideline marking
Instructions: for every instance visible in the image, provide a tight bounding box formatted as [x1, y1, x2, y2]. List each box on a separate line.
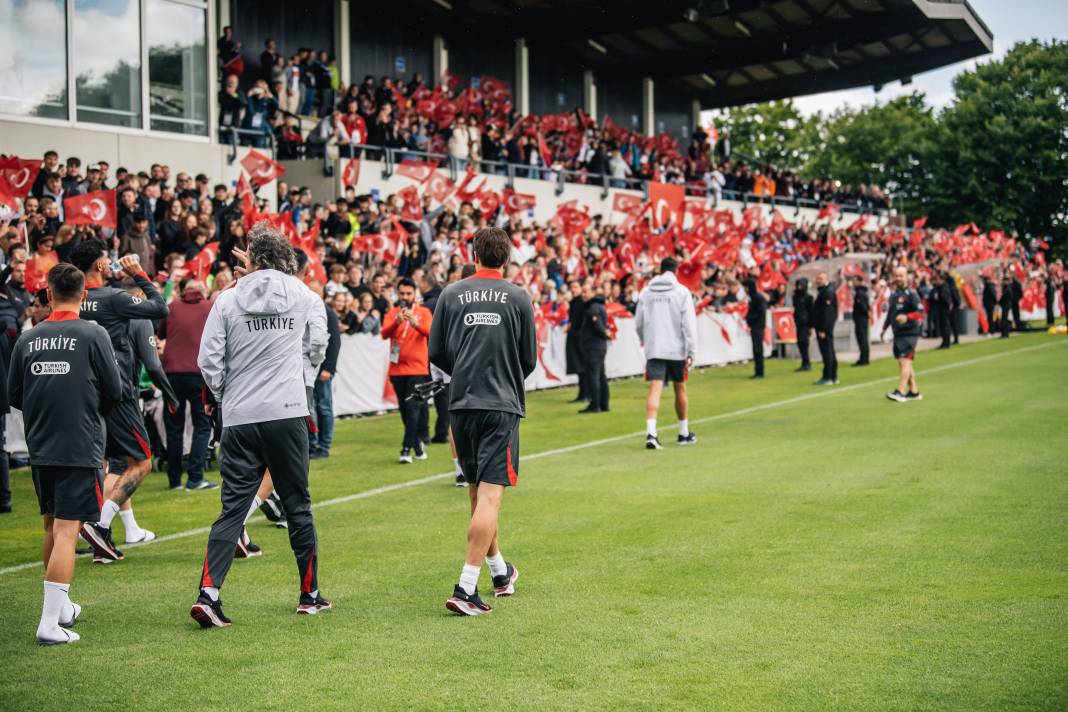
[0, 339, 1061, 578]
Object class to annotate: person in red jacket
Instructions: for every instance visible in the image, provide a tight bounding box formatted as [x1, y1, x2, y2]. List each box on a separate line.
[158, 280, 216, 490]
[381, 277, 433, 463]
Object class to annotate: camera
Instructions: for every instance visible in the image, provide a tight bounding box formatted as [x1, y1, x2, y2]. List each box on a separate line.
[397, 299, 412, 309]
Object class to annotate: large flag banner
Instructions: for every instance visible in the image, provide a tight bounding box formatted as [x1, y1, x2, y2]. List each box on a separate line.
[648, 181, 685, 229]
[240, 150, 286, 187]
[64, 189, 117, 228]
[772, 308, 797, 342]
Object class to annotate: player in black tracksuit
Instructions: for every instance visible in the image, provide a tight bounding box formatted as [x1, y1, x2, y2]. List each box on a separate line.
[852, 277, 870, 366]
[577, 288, 610, 412]
[999, 275, 1014, 338]
[981, 275, 998, 335]
[929, 274, 952, 348]
[881, 266, 924, 402]
[8, 264, 123, 644]
[744, 278, 766, 378]
[70, 241, 169, 562]
[429, 227, 536, 616]
[946, 273, 961, 344]
[813, 273, 838, 385]
[792, 278, 814, 372]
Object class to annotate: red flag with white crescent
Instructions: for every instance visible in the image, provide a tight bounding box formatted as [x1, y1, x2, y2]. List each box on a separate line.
[187, 242, 219, 282]
[772, 308, 797, 342]
[64, 189, 118, 228]
[396, 185, 423, 221]
[424, 171, 455, 204]
[395, 159, 437, 183]
[501, 188, 536, 214]
[612, 192, 643, 216]
[240, 149, 286, 187]
[0, 156, 40, 200]
[342, 158, 361, 187]
[647, 181, 684, 229]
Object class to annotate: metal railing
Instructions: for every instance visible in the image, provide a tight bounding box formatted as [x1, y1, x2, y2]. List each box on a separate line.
[319, 143, 887, 217]
[219, 125, 277, 165]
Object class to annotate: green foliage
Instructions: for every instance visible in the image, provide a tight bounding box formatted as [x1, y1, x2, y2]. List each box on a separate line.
[717, 40, 1068, 258]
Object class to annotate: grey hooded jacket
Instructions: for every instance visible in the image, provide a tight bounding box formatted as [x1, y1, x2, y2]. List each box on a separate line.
[634, 271, 698, 361]
[198, 269, 328, 427]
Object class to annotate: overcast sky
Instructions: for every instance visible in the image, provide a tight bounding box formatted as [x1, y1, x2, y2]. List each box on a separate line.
[709, 0, 1068, 119]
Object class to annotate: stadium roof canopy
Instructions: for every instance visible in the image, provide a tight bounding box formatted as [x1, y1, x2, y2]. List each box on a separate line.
[419, 0, 994, 108]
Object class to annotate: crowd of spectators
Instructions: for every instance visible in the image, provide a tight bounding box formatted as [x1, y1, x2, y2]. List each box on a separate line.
[215, 28, 890, 214]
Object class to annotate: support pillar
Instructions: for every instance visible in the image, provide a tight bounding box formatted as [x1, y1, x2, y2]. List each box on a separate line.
[335, 0, 351, 86]
[432, 35, 448, 85]
[641, 77, 654, 138]
[515, 38, 529, 116]
[583, 70, 597, 121]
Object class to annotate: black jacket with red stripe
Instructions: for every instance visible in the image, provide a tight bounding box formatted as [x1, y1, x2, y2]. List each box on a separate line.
[884, 288, 924, 337]
[7, 312, 124, 467]
[428, 269, 537, 417]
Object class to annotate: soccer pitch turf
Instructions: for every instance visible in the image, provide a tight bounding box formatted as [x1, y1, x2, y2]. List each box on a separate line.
[0, 333, 1065, 711]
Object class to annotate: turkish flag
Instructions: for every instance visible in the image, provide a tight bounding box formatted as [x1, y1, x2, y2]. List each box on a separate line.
[0, 175, 18, 212]
[240, 149, 286, 187]
[477, 189, 500, 218]
[772, 308, 797, 342]
[676, 257, 704, 292]
[396, 185, 423, 221]
[648, 181, 684, 229]
[612, 192, 643, 216]
[395, 159, 437, 183]
[64, 189, 117, 228]
[302, 247, 327, 285]
[817, 202, 840, 222]
[187, 242, 219, 282]
[0, 156, 40, 200]
[536, 131, 552, 166]
[502, 188, 536, 214]
[342, 158, 361, 187]
[424, 171, 455, 203]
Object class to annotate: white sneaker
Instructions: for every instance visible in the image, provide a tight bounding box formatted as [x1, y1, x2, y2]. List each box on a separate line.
[645, 434, 663, 450]
[37, 626, 80, 645]
[125, 529, 157, 545]
[59, 601, 81, 628]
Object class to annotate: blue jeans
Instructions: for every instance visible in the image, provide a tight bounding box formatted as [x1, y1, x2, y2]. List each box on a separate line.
[310, 377, 334, 453]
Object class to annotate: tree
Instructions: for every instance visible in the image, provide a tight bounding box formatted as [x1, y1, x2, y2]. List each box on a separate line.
[713, 100, 816, 168]
[932, 39, 1068, 256]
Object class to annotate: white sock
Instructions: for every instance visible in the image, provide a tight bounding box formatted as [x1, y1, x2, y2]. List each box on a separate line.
[99, 500, 120, 528]
[201, 586, 219, 601]
[678, 419, 689, 437]
[240, 528, 250, 546]
[244, 496, 263, 525]
[646, 418, 657, 436]
[119, 509, 143, 538]
[486, 553, 507, 578]
[453, 458, 463, 476]
[459, 564, 480, 595]
[38, 581, 68, 633]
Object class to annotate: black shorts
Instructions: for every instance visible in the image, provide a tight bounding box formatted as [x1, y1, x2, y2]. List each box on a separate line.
[451, 410, 520, 487]
[645, 358, 687, 383]
[105, 397, 153, 461]
[32, 466, 102, 521]
[893, 335, 919, 360]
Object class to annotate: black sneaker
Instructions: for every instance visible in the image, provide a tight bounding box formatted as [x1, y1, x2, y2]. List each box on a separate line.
[296, 592, 332, 615]
[886, 390, 907, 402]
[80, 522, 124, 561]
[454, 473, 468, 487]
[190, 592, 231, 628]
[259, 493, 284, 523]
[677, 432, 697, 445]
[414, 443, 428, 461]
[645, 434, 663, 450]
[445, 585, 492, 616]
[399, 448, 413, 464]
[906, 391, 924, 401]
[492, 563, 519, 597]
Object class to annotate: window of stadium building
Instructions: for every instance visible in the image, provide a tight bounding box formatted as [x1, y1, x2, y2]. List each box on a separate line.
[147, 0, 208, 135]
[73, 0, 143, 128]
[0, 0, 68, 120]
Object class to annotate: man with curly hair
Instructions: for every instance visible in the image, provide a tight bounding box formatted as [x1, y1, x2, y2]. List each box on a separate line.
[189, 222, 330, 628]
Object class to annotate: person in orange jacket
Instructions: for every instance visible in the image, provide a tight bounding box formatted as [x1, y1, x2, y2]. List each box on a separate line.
[381, 277, 434, 463]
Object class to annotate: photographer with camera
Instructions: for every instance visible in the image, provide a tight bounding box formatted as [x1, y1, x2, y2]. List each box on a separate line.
[381, 278, 433, 464]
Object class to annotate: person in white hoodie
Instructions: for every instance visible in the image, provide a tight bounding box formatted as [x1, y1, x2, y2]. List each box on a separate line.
[190, 222, 330, 629]
[634, 257, 698, 449]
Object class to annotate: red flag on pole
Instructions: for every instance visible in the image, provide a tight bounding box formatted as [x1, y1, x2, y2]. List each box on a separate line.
[240, 150, 286, 187]
[395, 159, 437, 183]
[536, 131, 552, 167]
[64, 189, 118, 228]
[396, 185, 423, 221]
[501, 188, 536, 214]
[342, 158, 361, 187]
[424, 171, 455, 204]
[648, 181, 685, 229]
[187, 242, 219, 282]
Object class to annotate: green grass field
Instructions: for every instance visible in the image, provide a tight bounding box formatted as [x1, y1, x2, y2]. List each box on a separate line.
[0, 333, 1066, 711]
